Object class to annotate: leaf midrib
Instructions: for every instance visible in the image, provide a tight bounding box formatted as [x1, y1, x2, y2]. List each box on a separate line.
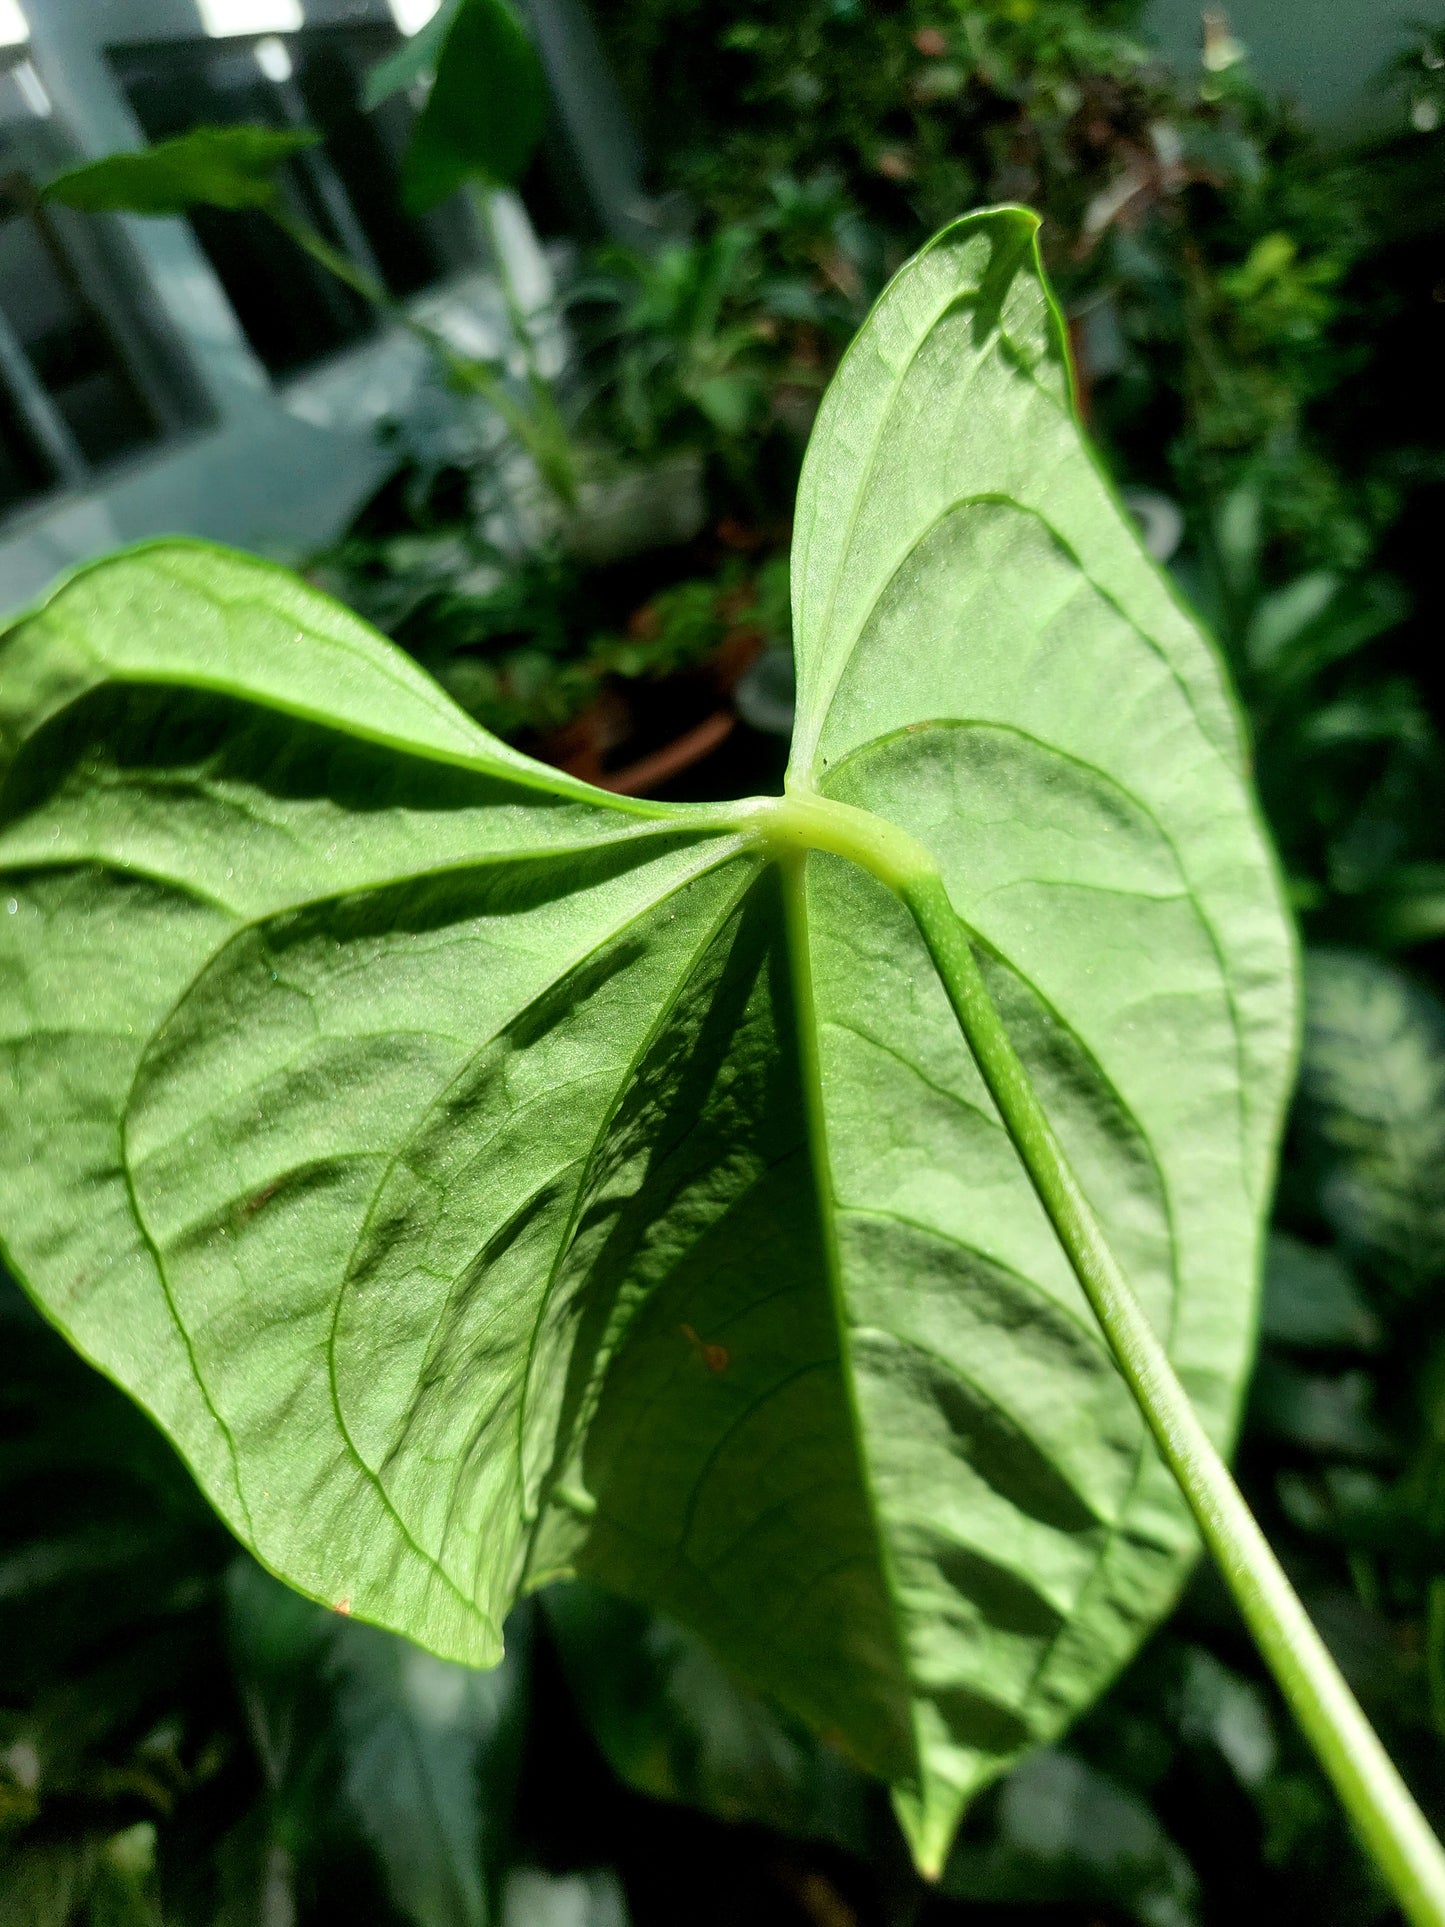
[780, 852, 926, 1790]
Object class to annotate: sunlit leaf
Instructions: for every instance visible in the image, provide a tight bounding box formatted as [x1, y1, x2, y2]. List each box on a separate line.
[0, 210, 1294, 1873]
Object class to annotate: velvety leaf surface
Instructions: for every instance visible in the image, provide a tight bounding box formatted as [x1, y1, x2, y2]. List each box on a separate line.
[45, 128, 319, 216]
[0, 210, 1294, 1874]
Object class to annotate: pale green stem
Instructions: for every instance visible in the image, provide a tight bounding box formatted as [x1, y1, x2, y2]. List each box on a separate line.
[272, 206, 577, 510]
[469, 185, 579, 509]
[730, 790, 1445, 1927]
[470, 186, 538, 380]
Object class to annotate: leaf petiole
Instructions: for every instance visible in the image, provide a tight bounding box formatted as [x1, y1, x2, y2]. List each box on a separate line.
[728, 787, 1445, 1927]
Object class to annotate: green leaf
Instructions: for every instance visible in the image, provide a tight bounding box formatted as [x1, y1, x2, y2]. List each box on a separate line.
[0, 210, 1294, 1876]
[1249, 1360, 1390, 1460]
[399, 0, 547, 212]
[87, 1825, 164, 1927]
[942, 1749, 1200, 1927]
[1299, 950, 1445, 1291]
[330, 1616, 529, 1927]
[1243, 572, 1407, 696]
[1175, 1645, 1276, 1788]
[365, 0, 464, 112]
[1360, 863, 1445, 953]
[228, 1561, 530, 1927]
[1261, 1234, 1380, 1351]
[543, 1580, 872, 1852]
[45, 127, 319, 217]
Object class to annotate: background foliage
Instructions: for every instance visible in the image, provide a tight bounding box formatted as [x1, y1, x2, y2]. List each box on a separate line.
[6, 1, 1445, 1922]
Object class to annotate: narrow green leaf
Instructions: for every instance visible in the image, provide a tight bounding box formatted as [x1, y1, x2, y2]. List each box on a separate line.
[1299, 950, 1445, 1291]
[45, 128, 319, 217]
[0, 210, 1294, 1877]
[400, 0, 547, 212]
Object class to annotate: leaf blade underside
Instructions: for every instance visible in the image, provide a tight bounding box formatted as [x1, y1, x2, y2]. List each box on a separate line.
[0, 211, 1295, 1874]
[782, 208, 1296, 1861]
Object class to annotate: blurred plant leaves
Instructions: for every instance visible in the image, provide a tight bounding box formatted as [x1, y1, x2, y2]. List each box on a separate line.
[1360, 864, 1445, 954]
[227, 1563, 531, 1927]
[543, 1581, 871, 1854]
[0, 1277, 233, 1927]
[365, 0, 465, 110]
[45, 128, 319, 217]
[0, 1823, 165, 1927]
[399, 0, 547, 212]
[1249, 1361, 1391, 1460]
[1175, 1647, 1276, 1789]
[942, 1749, 1200, 1927]
[1243, 571, 1408, 703]
[1298, 950, 1445, 1291]
[1262, 1233, 1381, 1352]
[330, 1615, 529, 1927]
[0, 1837, 97, 1927]
[499, 1868, 630, 1927]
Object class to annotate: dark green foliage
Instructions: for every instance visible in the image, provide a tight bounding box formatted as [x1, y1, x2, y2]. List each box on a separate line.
[399, 0, 547, 211]
[1298, 953, 1445, 1293]
[543, 1582, 872, 1852]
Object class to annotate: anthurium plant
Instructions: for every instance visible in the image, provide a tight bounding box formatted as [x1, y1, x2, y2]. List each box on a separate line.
[1, 210, 1441, 1919]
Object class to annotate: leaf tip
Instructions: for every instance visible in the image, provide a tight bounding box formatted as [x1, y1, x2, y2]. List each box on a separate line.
[891, 1780, 964, 1884]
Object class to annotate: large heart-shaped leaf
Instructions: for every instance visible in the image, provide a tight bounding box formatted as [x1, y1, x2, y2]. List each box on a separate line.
[0, 209, 1294, 1871]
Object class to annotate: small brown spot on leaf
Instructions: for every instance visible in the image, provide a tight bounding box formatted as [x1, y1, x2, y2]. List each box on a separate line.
[335, 1597, 352, 1616]
[241, 1181, 281, 1220]
[680, 1324, 731, 1374]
